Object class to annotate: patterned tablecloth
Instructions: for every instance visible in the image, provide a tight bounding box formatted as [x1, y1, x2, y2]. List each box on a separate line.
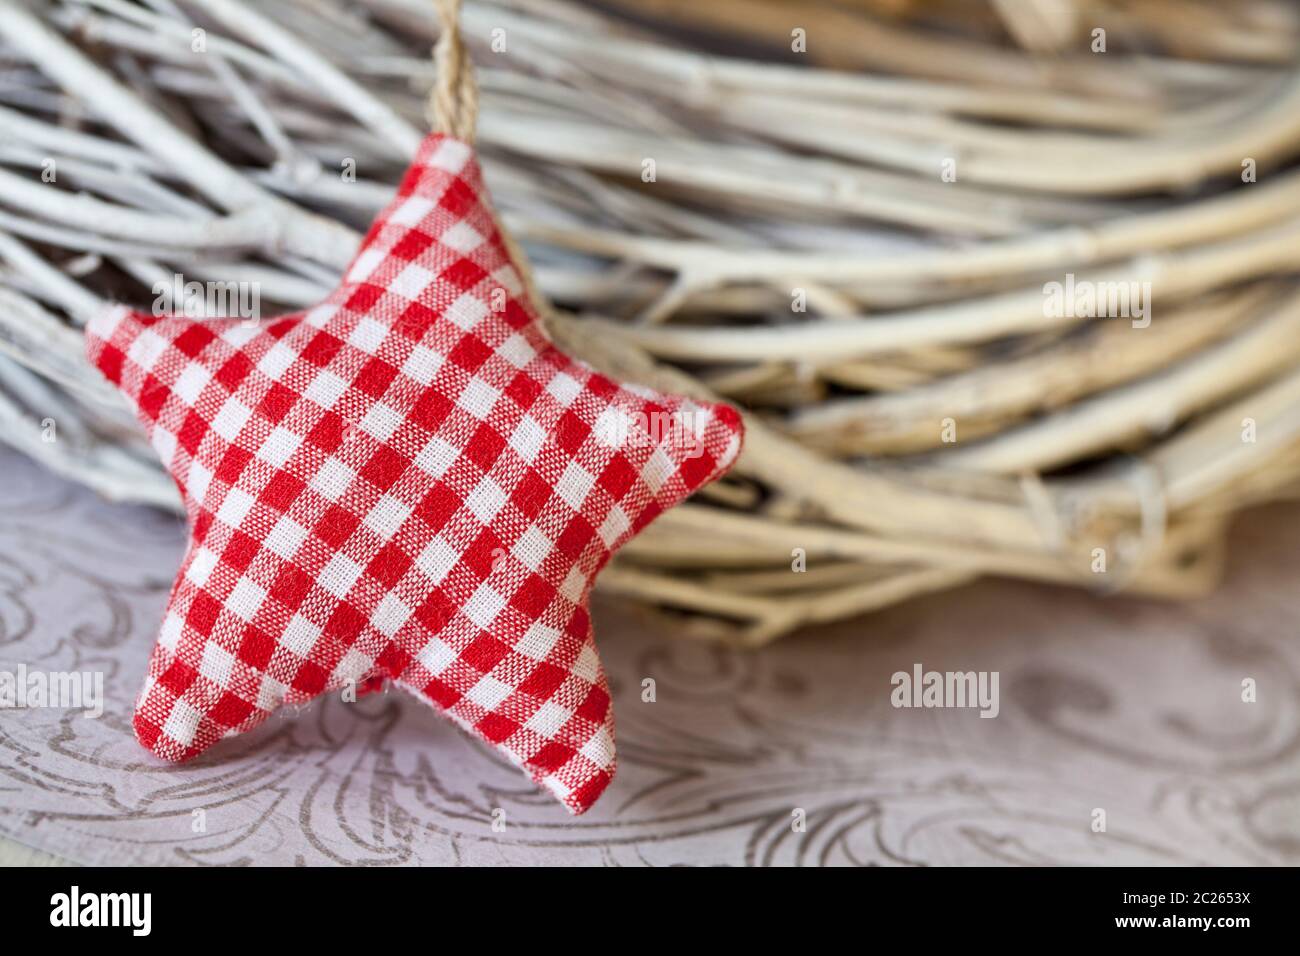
[1, 445, 1296, 866]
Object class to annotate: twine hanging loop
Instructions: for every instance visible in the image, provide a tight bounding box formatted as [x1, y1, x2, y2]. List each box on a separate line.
[427, 0, 479, 142]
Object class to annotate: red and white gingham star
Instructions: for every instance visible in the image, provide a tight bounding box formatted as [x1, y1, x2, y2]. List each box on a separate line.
[85, 134, 743, 813]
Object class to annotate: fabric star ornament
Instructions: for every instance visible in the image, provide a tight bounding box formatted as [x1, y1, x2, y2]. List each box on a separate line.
[85, 133, 743, 813]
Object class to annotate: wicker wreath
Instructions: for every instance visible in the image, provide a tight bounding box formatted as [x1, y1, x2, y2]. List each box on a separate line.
[1, 0, 1299, 645]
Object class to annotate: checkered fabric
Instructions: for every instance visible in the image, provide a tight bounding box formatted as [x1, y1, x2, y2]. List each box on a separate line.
[85, 133, 743, 814]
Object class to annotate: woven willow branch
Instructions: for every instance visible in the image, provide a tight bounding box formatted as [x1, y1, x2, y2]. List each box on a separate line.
[0, 0, 1298, 645]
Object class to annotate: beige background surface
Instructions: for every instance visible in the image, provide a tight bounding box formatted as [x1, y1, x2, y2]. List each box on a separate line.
[1, 444, 1297, 866]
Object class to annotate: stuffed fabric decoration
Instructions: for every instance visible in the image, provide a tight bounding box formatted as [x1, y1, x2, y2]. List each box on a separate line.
[85, 133, 744, 813]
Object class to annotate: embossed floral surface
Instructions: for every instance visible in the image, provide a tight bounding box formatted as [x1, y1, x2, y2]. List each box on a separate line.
[1, 445, 1297, 866]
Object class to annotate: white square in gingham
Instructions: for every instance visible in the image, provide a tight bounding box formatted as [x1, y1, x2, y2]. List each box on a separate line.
[216, 487, 256, 528]
[463, 583, 505, 629]
[173, 364, 210, 405]
[465, 673, 513, 711]
[258, 426, 302, 468]
[598, 506, 631, 549]
[200, 643, 235, 686]
[555, 462, 594, 511]
[186, 547, 218, 587]
[508, 416, 545, 464]
[305, 304, 338, 328]
[311, 459, 355, 501]
[159, 612, 183, 653]
[457, 378, 498, 418]
[490, 264, 522, 297]
[256, 675, 290, 712]
[417, 537, 459, 585]
[497, 334, 534, 369]
[417, 637, 456, 676]
[401, 344, 443, 385]
[85, 132, 744, 815]
[465, 478, 506, 524]
[527, 700, 574, 738]
[428, 137, 470, 171]
[512, 527, 551, 571]
[265, 515, 307, 559]
[560, 566, 586, 605]
[227, 578, 267, 622]
[364, 495, 412, 539]
[319, 554, 364, 599]
[593, 408, 629, 449]
[210, 397, 253, 441]
[347, 248, 385, 284]
[258, 342, 296, 381]
[391, 263, 434, 301]
[371, 592, 412, 637]
[152, 427, 178, 467]
[415, 436, 457, 479]
[516, 622, 561, 661]
[188, 461, 214, 507]
[348, 316, 388, 354]
[304, 370, 348, 410]
[128, 329, 168, 367]
[282, 614, 321, 659]
[162, 700, 204, 749]
[390, 196, 434, 227]
[546, 371, 582, 407]
[360, 401, 403, 442]
[444, 293, 488, 331]
[439, 221, 484, 253]
[333, 649, 374, 684]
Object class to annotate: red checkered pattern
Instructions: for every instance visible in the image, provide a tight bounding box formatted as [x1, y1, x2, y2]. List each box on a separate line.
[85, 134, 743, 814]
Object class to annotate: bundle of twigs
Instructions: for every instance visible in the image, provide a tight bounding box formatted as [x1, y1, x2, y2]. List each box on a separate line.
[2, 0, 1299, 645]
